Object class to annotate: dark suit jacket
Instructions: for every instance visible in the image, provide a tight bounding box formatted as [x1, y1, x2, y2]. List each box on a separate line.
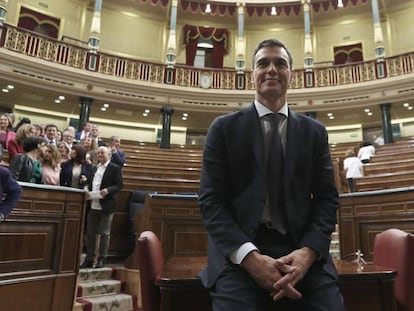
[198, 103, 339, 288]
[0, 166, 22, 217]
[87, 162, 123, 214]
[111, 150, 125, 167]
[60, 161, 93, 188]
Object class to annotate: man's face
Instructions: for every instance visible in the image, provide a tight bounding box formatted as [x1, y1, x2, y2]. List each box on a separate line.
[252, 46, 292, 101]
[84, 123, 91, 132]
[91, 127, 99, 137]
[46, 126, 57, 140]
[111, 138, 121, 149]
[62, 132, 74, 144]
[97, 148, 110, 163]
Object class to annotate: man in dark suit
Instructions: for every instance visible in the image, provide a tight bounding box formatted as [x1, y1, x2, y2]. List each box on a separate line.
[198, 39, 344, 310]
[80, 146, 123, 269]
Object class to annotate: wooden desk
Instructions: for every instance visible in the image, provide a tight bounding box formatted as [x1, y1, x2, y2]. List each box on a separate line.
[334, 259, 397, 311]
[156, 257, 397, 311]
[156, 256, 211, 311]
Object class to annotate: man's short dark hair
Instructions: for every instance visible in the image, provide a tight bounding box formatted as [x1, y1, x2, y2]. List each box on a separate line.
[252, 39, 293, 69]
[45, 124, 58, 131]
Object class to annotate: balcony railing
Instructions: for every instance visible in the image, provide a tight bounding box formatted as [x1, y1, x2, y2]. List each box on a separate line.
[2, 24, 414, 90]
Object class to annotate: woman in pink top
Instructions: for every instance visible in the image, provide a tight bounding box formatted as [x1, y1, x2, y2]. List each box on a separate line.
[42, 144, 61, 185]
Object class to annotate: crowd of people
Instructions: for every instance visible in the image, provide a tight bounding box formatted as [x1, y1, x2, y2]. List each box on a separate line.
[1, 114, 125, 268]
[0, 114, 125, 187]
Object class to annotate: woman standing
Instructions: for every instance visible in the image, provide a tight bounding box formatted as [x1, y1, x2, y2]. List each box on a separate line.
[57, 141, 71, 163]
[82, 136, 98, 165]
[42, 144, 61, 185]
[7, 124, 36, 160]
[0, 113, 16, 150]
[60, 144, 92, 189]
[9, 136, 47, 183]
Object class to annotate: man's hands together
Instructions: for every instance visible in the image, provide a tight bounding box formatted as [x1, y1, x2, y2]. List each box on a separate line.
[240, 247, 318, 302]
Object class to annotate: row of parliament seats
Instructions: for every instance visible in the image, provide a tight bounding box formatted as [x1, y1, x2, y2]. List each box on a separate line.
[354, 138, 414, 191]
[331, 137, 414, 193]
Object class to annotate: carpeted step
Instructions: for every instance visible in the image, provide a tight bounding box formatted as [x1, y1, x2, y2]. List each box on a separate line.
[77, 293, 139, 311]
[77, 279, 125, 298]
[79, 267, 115, 282]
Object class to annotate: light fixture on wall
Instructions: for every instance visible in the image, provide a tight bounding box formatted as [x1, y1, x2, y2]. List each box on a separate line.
[337, 0, 344, 8]
[205, 3, 211, 13]
[271, 6, 277, 16]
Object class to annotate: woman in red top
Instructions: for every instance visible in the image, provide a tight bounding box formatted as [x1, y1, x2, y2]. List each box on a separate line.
[0, 113, 15, 150]
[7, 124, 36, 160]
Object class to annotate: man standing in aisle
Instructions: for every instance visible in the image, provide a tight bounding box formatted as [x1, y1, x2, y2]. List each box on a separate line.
[198, 38, 344, 310]
[80, 146, 123, 268]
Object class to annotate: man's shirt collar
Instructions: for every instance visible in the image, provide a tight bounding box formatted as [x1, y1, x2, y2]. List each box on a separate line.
[254, 100, 288, 118]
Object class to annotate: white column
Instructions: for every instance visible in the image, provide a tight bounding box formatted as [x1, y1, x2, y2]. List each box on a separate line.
[235, 2, 245, 72]
[302, 0, 313, 69]
[371, 0, 385, 58]
[166, 0, 178, 68]
[88, 0, 102, 53]
[0, 0, 8, 25]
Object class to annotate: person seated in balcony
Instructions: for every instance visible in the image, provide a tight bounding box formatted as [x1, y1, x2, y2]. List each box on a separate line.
[9, 136, 48, 184]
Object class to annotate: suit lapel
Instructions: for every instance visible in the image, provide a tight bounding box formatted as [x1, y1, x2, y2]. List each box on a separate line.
[242, 104, 266, 173]
[285, 110, 303, 185]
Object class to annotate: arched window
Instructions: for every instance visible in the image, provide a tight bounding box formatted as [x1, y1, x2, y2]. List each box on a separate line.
[334, 43, 363, 65]
[183, 25, 229, 68]
[18, 7, 60, 39]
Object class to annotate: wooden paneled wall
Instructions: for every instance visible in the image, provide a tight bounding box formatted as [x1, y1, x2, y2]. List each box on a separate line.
[339, 187, 414, 262]
[0, 183, 86, 311]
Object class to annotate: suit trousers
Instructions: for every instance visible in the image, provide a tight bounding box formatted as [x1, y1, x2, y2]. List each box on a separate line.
[209, 227, 345, 311]
[85, 209, 114, 261]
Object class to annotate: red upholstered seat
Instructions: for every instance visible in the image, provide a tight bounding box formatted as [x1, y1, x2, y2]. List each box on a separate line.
[373, 228, 414, 311]
[138, 231, 164, 311]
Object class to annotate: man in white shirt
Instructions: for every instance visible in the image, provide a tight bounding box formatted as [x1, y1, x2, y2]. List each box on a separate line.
[80, 146, 123, 269]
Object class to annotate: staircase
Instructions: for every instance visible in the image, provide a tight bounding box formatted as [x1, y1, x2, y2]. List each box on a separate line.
[75, 267, 140, 311]
[330, 224, 341, 260]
